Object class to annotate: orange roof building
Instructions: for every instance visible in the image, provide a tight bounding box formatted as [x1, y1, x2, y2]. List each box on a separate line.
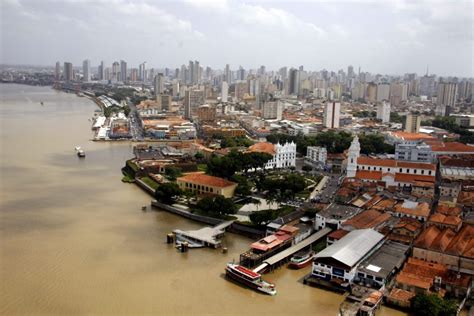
[413, 225, 474, 275]
[176, 174, 238, 198]
[393, 201, 431, 221]
[342, 209, 392, 231]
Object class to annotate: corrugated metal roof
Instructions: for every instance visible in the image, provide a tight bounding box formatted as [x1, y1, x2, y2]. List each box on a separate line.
[315, 229, 384, 268]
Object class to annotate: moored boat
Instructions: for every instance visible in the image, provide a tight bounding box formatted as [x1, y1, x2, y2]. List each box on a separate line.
[288, 250, 315, 269]
[75, 146, 86, 158]
[225, 263, 276, 295]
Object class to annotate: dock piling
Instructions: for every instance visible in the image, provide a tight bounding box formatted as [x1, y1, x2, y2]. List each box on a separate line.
[166, 233, 175, 244]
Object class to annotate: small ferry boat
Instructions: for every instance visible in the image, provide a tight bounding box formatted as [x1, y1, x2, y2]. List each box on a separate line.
[75, 146, 86, 158]
[225, 263, 276, 296]
[288, 250, 315, 269]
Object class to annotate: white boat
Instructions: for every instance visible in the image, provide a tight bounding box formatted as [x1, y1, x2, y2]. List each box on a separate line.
[75, 146, 86, 158]
[225, 263, 276, 295]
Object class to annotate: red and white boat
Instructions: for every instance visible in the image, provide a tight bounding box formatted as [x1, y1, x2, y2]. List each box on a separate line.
[225, 263, 276, 295]
[288, 251, 315, 269]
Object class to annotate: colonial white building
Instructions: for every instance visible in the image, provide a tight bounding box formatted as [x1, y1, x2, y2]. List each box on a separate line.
[247, 141, 297, 169]
[346, 136, 437, 189]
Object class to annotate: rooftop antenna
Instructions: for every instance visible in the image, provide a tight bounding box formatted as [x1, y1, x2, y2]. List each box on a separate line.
[426, 64, 429, 76]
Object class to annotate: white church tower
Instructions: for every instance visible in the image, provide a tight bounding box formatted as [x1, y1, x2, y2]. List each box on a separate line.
[346, 135, 360, 178]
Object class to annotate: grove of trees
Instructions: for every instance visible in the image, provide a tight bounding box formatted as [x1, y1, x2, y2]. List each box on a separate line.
[195, 195, 238, 217]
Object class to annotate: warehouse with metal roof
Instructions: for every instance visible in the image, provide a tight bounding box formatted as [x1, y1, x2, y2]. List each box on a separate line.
[312, 229, 385, 285]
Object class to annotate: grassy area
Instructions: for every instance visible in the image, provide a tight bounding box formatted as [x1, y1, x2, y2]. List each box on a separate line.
[197, 164, 207, 172]
[295, 189, 311, 199]
[126, 159, 139, 172]
[121, 174, 135, 183]
[140, 176, 159, 190]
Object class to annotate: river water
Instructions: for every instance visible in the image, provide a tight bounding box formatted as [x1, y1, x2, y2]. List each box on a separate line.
[0, 84, 405, 315]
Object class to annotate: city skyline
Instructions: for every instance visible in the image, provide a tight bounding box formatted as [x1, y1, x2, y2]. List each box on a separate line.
[1, 0, 473, 77]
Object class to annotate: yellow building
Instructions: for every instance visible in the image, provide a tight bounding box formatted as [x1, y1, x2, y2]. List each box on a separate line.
[176, 174, 238, 198]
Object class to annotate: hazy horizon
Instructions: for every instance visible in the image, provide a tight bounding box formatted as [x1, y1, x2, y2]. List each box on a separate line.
[1, 0, 473, 77]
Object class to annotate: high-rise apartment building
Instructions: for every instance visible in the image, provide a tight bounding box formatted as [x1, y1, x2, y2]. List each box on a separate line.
[405, 113, 421, 133]
[154, 73, 164, 96]
[64, 62, 73, 82]
[224, 64, 231, 84]
[184, 89, 205, 119]
[139, 62, 146, 82]
[111, 62, 119, 81]
[419, 75, 436, 98]
[262, 101, 283, 120]
[390, 82, 408, 106]
[376, 83, 390, 102]
[221, 81, 228, 102]
[82, 59, 90, 82]
[98, 61, 105, 80]
[376, 101, 391, 123]
[288, 68, 300, 95]
[120, 60, 127, 82]
[437, 82, 458, 107]
[55, 61, 61, 80]
[323, 101, 340, 129]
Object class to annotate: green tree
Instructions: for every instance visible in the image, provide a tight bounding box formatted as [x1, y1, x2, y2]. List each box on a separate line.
[411, 293, 457, 316]
[154, 183, 182, 203]
[231, 174, 252, 196]
[196, 195, 237, 217]
[359, 134, 395, 155]
[390, 112, 405, 123]
[249, 209, 276, 226]
[164, 166, 182, 181]
[194, 152, 204, 160]
[302, 165, 312, 172]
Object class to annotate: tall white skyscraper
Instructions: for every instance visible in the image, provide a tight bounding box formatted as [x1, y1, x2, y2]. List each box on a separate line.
[437, 82, 458, 107]
[82, 59, 90, 82]
[139, 62, 146, 82]
[376, 83, 390, 102]
[323, 101, 340, 129]
[376, 101, 391, 123]
[221, 81, 228, 102]
[224, 64, 231, 84]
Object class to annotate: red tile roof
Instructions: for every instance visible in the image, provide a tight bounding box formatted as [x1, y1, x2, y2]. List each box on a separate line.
[427, 141, 474, 153]
[389, 131, 436, 141]
[343, 209, 392, 230]
[357, 157, 436, 170]
[327, 229, 349, 240]
[394, 173, 435, 184]
[177, 174, 237, 188]
[247, 142, 275, 155]
[394, 202, 431, 218]
[414, 225, 474, 259]
[428, 213, 462, 227]
[355, 170, 382, 181]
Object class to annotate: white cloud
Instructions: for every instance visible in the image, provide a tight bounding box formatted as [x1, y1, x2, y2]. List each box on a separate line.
[183, 0, 229, 12]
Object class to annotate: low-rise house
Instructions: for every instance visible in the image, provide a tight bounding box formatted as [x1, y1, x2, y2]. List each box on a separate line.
[427, 213, 462, 232]
[312, 229, 385, 287]
[392, 200, 431, 222]
[176, 174, 238, 198]
[326, 229, 349, 246]
[315, 203, 361, 231]
[393, 257, 471, 299]
[384, 217, 423, 245]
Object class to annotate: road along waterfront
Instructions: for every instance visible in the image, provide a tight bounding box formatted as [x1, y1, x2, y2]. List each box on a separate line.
[0, 84, 406, 315]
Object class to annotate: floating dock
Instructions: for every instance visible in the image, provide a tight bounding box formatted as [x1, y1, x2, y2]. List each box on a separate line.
[173, 221, 234, 249]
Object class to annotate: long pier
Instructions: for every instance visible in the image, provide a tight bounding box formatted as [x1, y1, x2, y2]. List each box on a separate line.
[253, 227, 332, 273]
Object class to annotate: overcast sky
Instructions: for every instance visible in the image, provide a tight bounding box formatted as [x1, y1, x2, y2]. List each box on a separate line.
[1, 0, 473, 77]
